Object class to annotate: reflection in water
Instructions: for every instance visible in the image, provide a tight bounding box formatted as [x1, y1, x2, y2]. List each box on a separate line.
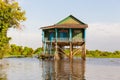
[42, 59, 86, 80]
[0, 58, 120, 80]
[1, 58, 43, 80]
[0, 60, 8, 80]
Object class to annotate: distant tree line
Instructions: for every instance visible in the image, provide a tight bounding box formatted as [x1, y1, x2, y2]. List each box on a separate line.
[0, 44, 42, 58]
[0, 45, 120, 58]
[86, 50, 120, 58]
[64, 49, 120, 58]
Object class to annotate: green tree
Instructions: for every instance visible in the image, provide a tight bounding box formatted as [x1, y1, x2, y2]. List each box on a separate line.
[10, 44, 23, 55]
[34, 48, 42, 54]
[0, 0, 26, 58]
[22, 47, 34, 57]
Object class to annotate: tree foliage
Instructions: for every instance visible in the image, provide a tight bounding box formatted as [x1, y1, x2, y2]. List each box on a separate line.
[86, 50, 120, 58]
[34, 48, 42, 54]
[9, 44, 34, 57]
[0, 0, 26, 58]
[0, 0, 26, 28]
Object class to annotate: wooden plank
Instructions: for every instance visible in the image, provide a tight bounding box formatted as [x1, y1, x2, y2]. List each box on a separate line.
[73, 48, 81, 56]
[70, 42, 73, 59]
[81, 43, 86, 60]
[54, 41, 60, 60]
[57, 46, 69, 57]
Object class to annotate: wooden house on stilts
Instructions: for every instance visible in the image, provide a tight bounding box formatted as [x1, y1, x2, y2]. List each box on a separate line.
[41, 15, 88, 60]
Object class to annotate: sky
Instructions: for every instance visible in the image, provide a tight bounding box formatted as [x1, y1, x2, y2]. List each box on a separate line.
[8, 0, 120, 51]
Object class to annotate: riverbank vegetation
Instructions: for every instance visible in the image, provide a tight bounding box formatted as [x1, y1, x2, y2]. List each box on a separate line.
[86, 50, 120, 58]
[0, 46, 120, 59]
[0, 0, 26, 58]
[64, 49, 120, 58]
[0, 44, 42, 58]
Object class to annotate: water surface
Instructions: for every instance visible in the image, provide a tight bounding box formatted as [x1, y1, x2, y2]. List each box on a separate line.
[0, 58, 120, 80]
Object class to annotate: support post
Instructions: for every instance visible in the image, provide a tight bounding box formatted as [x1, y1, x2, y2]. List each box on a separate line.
[70, 42, 73, 59]
[50, 42, 52, 54]
[81, 43, 86, 60]
[54, 41, 60, 60]
[83, 29, 86, 41]
[43, 41, 46, 54]
[69, 28, 72, 42]
[55, 28, 58, 42]
[42, 30, 44, 42]
[42, 30, 45, 54]
[69, 28, 73, 59]
[50, 37, 53, 54]
[54, 28, 60, 60]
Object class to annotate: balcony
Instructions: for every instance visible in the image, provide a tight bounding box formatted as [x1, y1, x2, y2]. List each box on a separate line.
[44, 37, 84, 43]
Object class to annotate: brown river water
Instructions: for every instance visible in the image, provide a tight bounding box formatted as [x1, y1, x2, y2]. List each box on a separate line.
[0, 58, 120, 80]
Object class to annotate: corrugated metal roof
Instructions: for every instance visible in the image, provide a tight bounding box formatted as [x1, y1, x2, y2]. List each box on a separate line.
[41, 24, 88, 29]
[40, 15, 88, 29]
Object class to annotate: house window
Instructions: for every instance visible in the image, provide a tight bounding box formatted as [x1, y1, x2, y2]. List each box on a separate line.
[49, 32, 54, 41]
[60, 32, 67, 39]
[59, 29, 68, 41]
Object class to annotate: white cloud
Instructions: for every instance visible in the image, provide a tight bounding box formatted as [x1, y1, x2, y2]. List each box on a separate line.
[86, 23, 120, 51]
[8, 28, 42, 49]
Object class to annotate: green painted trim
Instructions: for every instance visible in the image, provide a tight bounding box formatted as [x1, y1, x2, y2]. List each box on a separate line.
[69, 28, 72, 41]
[83, 29, 86, 41]
[55, 28, 58, 41]
[56, 15, 86, 25]
[42, 30, 44, 42]
[57, 15, 71, 24]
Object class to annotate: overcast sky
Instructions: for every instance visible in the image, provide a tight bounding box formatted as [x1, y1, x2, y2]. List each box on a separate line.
[8, 0, 120, 51]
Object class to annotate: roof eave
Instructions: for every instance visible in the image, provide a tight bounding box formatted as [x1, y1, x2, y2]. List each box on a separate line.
[41, 24, 88, 30]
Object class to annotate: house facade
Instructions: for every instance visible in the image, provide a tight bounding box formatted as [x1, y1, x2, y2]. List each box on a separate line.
[41, 15, 88, 60]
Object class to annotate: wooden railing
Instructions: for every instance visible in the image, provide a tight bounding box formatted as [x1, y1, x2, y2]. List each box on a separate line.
[44, 37, 84, 42]
[72, 38, 84, 42]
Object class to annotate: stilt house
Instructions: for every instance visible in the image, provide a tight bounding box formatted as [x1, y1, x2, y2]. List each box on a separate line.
[41, 15, 88, 60]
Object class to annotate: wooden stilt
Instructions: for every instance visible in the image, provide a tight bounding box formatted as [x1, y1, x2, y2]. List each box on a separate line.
[81, 43, 86, 60]
[70, 42, 73, 59]
[73, 48, 81, 56]
[81, 59, 86, 79]
[43, 41, 46, 54]
[54, 28, 60, 60]
[69, 58, 73, 77]
[57, 46, 69, 57]
[42, 42, 44, 53]
[50, 42, 52, 54]
[54, 41, 60, 60]
[58, 46, 64, 59]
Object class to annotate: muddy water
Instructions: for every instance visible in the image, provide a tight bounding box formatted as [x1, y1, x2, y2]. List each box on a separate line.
[0, 58, 120, 80]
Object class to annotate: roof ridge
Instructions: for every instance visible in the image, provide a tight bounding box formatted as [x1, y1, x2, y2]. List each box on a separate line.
[56, 15, 86, 25]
